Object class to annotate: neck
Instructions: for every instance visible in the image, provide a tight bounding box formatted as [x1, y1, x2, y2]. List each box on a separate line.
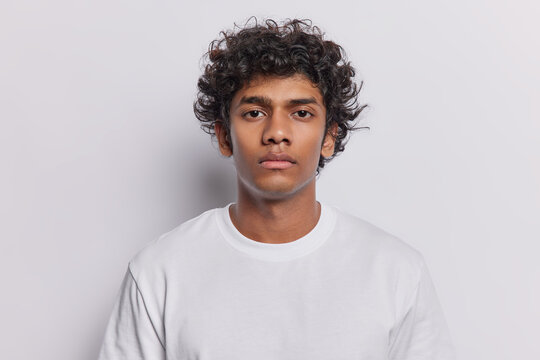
[229, 180, 321, 244]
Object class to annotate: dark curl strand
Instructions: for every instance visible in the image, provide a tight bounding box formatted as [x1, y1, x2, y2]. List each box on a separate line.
[194, 18, 368, 172]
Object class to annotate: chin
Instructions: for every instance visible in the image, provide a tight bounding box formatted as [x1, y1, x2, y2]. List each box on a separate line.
[255, 181, 295, 196]
[253, 176, 313, 199]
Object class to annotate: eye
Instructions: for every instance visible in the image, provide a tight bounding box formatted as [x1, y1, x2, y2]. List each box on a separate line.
[294, 110, 313, 118]
[244, 110, 265, 119]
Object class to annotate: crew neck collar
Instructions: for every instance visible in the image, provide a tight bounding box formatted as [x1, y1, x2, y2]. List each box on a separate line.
[215, 202, 336, 262]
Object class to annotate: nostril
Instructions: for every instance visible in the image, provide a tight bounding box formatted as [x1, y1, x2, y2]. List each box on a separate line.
[265, 137, 290, 145]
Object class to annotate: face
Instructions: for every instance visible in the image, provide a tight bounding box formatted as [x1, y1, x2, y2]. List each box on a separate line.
[215, 73, 337, 200]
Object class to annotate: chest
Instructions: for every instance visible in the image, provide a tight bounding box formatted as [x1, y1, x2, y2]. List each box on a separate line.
[164, 261, 394, 360]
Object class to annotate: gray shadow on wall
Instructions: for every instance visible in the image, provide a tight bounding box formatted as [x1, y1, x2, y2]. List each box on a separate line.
[195, 154, 237, 212]
[170, 137, 237, 223]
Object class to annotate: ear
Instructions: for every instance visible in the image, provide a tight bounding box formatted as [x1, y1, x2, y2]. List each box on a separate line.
[320, 122, 338, 158]
[214, 121, 233, 157]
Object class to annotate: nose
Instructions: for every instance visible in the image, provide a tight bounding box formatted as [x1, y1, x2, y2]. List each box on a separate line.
[262, 111, 291, 146]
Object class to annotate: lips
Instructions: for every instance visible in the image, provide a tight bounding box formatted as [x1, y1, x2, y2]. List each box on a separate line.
[259, 152, 296, 170]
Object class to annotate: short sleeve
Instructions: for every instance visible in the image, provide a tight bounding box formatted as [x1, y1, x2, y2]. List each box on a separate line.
[388, 259, 456, 360]
[98, 266, 166, 360]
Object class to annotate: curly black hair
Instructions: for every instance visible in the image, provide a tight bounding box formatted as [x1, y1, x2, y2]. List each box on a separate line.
[194, 18, 368, 171]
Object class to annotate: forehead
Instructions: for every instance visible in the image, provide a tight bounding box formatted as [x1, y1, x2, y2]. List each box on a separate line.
[231, 73, 324, 105]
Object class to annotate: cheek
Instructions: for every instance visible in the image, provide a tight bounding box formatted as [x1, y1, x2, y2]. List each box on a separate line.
[230, 128, 254, 160]
[302, 129, 326, 155]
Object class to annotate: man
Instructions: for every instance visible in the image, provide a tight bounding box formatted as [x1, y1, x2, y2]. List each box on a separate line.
[98, 19, 455, 359]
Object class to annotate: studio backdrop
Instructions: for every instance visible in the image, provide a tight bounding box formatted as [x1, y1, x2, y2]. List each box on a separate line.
[1, 0, 539, 359]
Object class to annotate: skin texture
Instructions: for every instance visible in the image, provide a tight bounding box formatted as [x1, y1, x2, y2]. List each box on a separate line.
[215, 74, 337, 244]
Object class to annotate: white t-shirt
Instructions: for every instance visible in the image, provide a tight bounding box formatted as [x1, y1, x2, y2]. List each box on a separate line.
[98, 203, 455, 360]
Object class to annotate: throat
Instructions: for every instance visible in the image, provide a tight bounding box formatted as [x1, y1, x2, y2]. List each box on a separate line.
[228, 199, 321, 244]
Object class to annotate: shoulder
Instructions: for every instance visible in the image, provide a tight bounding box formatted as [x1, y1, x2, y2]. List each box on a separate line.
[328, 204, 425, 276]
[128, 206, 222, 279]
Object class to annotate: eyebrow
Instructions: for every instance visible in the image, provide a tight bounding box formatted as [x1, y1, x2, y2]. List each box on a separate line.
[238, 96, 272, 107]
[237, 96, 320, 107]
[288, 97, 318, 105]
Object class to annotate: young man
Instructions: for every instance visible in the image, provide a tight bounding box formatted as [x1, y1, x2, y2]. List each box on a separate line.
[98, 19, 455, 359]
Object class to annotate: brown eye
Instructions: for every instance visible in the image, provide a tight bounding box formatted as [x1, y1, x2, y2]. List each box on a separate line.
[245, 110, 263, 118]
[295, 110, 312, 118]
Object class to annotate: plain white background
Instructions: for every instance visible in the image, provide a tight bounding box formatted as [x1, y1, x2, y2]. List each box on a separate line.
[1, 0, 538, 359]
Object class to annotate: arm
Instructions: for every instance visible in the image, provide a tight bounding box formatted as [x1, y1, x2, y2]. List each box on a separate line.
[98, 266, 166, 360]
[388, 259, 456, 360]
